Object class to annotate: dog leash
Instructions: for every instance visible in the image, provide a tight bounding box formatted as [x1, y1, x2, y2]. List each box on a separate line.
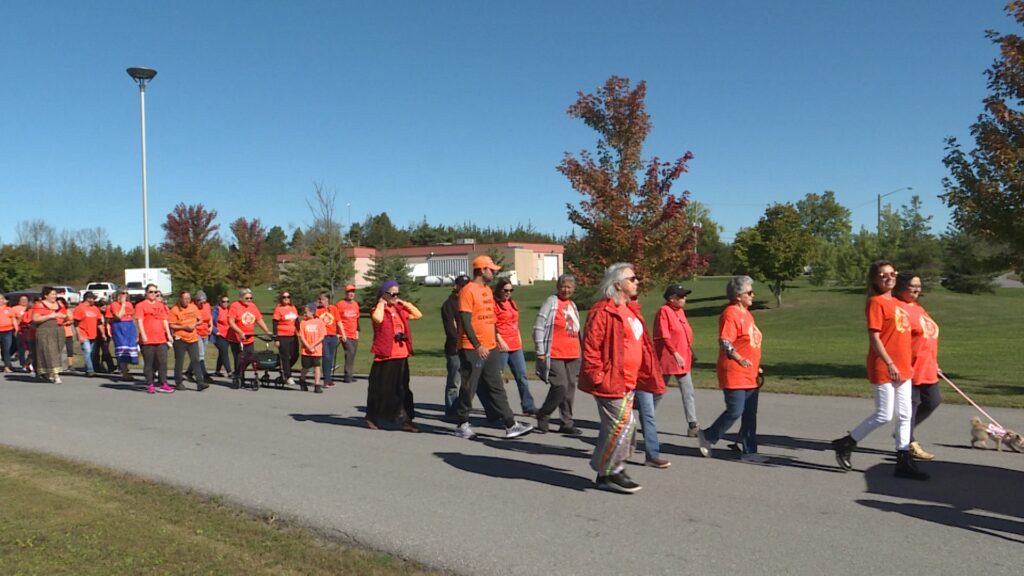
[939, 371, 1004, 430]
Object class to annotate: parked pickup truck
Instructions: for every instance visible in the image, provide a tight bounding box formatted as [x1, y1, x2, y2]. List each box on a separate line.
[53, 286, 81, 305]
[80, 282, 118, 303]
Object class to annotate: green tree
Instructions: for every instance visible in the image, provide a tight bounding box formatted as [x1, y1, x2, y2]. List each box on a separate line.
[895, 195, 942, 278]
[686, 202, 732, 275]
[0, 245, 39, 292]
[940, 225, 1000, 293]
[942, 1, 1024, 275]
[796, 191, 852, 285]
[559, 76, 706, 289]
[361, 212, 408, 248]
[739, 204, 812, 307]
[264, 226, 289, 257]
[359, 253, 418, 311]
[279, 183, 355, 303]
[289, 228, 305, 252]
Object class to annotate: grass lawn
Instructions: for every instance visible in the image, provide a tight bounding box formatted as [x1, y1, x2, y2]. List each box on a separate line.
[155, 279, 1023, 408]
[0, 445, 434, 576]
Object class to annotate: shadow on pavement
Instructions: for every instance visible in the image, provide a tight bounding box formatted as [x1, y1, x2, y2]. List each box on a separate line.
[856, 460, 1024, 542]
[289, 413, 450, 434]
[479, 437, 592, 459]
[434, 451, 592, 491]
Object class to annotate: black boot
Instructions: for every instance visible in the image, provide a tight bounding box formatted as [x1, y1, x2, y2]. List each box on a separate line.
[832, 434, 857, 471]
[894, 450, 929, 480]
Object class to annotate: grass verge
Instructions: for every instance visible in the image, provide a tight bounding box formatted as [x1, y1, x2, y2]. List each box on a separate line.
[0, 445, 435, 576]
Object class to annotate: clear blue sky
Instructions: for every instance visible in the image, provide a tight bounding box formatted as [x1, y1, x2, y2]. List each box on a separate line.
[0, 0, 1012, 248]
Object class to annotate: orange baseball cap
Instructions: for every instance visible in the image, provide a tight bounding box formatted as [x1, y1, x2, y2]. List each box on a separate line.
[471, 255, 502, 271]
[345, 284, 356, 292]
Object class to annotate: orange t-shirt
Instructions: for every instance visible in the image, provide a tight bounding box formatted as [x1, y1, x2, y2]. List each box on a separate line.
[228, 301, 263, 344]
[899, 300, 939, 386]
[0, 305, 15, 332]
[549, 298, 581, 359]
[135, 299, 169, 345]
[493, 299, 522, 351]
[315, 305, 339, 337]
[458, 282, 496, 350]
[336, 299, 360, 339]
[215, 305, 231, 337]
[196, 302, 212, 337]
[299, 318, 326, 357]
[73, 303, 102, 340]
[273, 305, 299, 337]
[107, 301, 135, 322]
[866, 294, 912, 384]
[169, 303, 201, 343]
[619, 303, 644, 386]
[716, 304, 763, 390]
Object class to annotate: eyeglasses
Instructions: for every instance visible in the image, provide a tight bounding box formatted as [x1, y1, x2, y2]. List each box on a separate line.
[220, 300, 229, 304]
[281, 295, 291, 299]
[743, 290, 755, 296]
[878, 271, 898, 278]
[623, 276, 639, 283]
[243, 296, 253, 301]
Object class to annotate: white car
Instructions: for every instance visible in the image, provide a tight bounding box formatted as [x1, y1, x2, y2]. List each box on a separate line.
[54, 286, 80, 305]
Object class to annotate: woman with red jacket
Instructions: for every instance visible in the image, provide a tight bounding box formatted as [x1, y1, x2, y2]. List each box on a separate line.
[697, 276, 765, 462]
[579, 263, 658, 494]
[366, 280, 423, 432]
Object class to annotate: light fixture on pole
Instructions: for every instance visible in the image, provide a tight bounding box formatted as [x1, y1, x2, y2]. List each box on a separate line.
[877, 186, 912, 236]
[127, 67, 158, 268]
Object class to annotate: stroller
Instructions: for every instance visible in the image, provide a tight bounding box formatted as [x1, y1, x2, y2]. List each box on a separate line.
[246, 335, 285, 390]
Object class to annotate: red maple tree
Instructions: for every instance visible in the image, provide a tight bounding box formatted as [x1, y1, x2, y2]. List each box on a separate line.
[559, 76, 706, 289]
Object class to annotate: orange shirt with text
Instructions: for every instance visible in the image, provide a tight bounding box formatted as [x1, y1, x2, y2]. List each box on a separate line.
[169, 303, 201, 343]
[273, 305, 299, 337]
[315, 305, 339, 337]
[898, 300, 940, 386]
[458, 282, 496, 350]
[299, 318, 326, 357]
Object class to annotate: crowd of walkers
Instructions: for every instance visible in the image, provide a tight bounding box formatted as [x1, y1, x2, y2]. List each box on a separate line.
[1, 256, 944, 493]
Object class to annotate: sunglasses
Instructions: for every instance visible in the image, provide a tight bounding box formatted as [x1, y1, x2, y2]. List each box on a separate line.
[220, 300, 229, 304]
[281, 295, 291, 299]
[623, 276, 640, 283]
[744, 290, 755, 296]
[878, 271, 898, 278]
[501, 288, 514, 293]
[386, 292, 400, 297]
[146, 290, 159, 294]
[243, 296, 253, 301]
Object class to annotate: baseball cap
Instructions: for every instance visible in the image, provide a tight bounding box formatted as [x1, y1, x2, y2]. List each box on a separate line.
[454, 274, 471, 287]
[663, 284, 692, 300]
[345, 284, 356, 292]
[471, 255, 502, 271]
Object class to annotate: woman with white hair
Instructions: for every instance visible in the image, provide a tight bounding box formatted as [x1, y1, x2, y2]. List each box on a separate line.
[532, 274, 582, 435]
[697, 276, 766, 462]
[578, 263, 658, 494]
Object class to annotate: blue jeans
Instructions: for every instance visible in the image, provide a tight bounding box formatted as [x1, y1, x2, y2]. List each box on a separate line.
[635, 390, 663, 460]
[500, 349, 537, 412]
[444, 353, 461, 416]
[0, 330, 13, 370]
[81, 338, 95, 373]
[321, 335, 339, 380]
[704, 388, 760, 454]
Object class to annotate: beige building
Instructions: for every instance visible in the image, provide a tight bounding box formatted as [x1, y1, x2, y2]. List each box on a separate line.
[277, 241, 564, 288]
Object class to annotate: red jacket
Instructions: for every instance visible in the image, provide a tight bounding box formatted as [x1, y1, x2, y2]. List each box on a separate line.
[578, 298, 660, 398]
[371, 303, 414, 359]
[653, 303, 693, 377]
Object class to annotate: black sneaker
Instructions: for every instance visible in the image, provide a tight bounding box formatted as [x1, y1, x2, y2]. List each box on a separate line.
[230, 377, 241, 390]
[314, 385, 323, 394]
[597, 471, 642, 494]
[197, 382, 209, 391]
[300, 380, 309, 392]
[175, 383, 187, 391]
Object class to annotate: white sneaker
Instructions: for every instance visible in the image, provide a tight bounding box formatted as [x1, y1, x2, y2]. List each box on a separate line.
[286, 377, 296, 386]
[505, 421, 534, 439]
[740, 453, 769, 464]
[454, 422, 476, 439]
[697, 429, 711, 457]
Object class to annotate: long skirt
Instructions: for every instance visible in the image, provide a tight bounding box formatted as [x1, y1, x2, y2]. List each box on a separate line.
[111, 321, 140, 365]
[366, 358, 414, 424]
[35, 320, 64, 378]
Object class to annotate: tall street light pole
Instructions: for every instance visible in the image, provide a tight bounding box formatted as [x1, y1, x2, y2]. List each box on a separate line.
[127, 67, 157, 268]
[877, 186, 912, 236]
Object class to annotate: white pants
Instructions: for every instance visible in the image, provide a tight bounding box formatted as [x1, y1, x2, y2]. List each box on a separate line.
[851, 380, 912, 450]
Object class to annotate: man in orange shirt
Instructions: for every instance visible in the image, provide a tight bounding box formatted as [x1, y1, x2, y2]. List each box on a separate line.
[73, 291, 102, 377]
[335, 284, 360, 383]
[453, 255, 533, 440]
[315, 292, 341, 385]
[169, 290, 208, 391]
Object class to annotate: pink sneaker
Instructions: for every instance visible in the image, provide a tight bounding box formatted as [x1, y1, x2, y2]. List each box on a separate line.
[147, 384, 156, 394]
[157, 383, 175, 394]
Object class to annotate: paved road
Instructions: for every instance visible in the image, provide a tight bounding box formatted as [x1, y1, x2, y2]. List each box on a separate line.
[2, 372, 1022, 575]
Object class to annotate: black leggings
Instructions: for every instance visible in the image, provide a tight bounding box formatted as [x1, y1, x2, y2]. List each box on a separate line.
[277, 335, 298, 380]
[910, 383, 942, 441]
[141, 344, 168, 385]
[213, 336, 232, 374]
[230, 341, 255, 378]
